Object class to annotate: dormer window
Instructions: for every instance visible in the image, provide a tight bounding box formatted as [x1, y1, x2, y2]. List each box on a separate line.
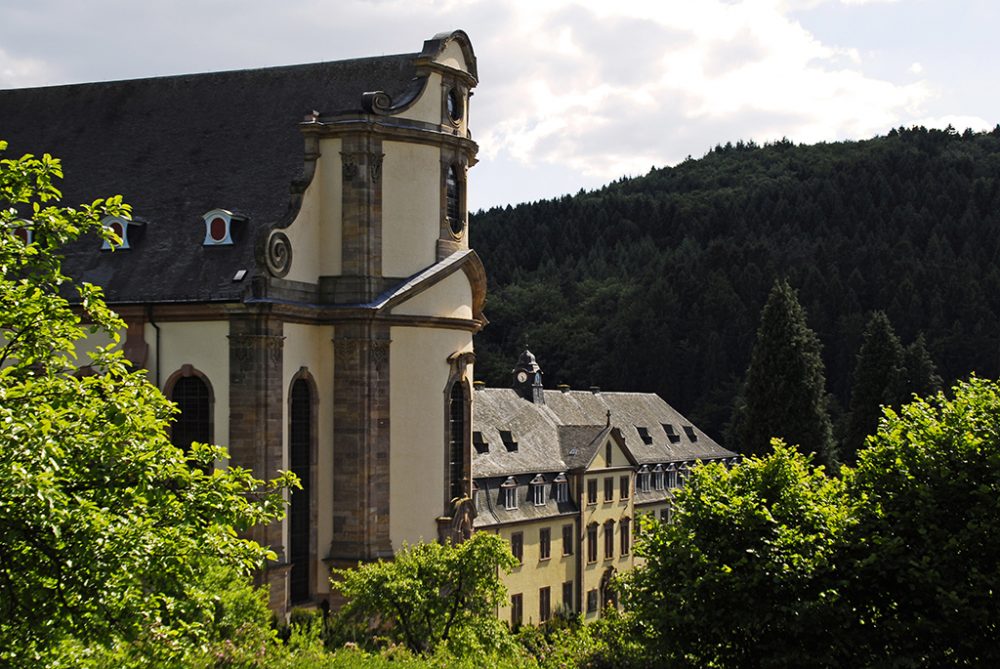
[662, 424, 681, 443]
[553, 472, 568, 503]
[666, 463, 678, 489]
[501, 476, 518, 510]
[12, 220, 32, 245]
[202, 208, 244, 246]
[637, 426, 653, 445]
[473, 431, 488, 454]
[653, 464, 664, 490]
[101, 215, 133, 250]
[531, 474, 546, 506]
[638, 465, 650, 493]
[500, 430, 518, 452]
[683, 425, 698, 442]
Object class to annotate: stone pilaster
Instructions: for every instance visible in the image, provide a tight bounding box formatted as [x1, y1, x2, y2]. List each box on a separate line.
[330, 322, 393, 564]
[336, 134, 384, 304]
[228, 315, 288, 612]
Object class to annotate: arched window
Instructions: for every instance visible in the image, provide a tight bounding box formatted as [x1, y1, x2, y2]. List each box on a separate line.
[445, 165, 463, 235]
[447, 381, 468, 502]
[169, 375, 211, 451]
[289, 378, 313, 603]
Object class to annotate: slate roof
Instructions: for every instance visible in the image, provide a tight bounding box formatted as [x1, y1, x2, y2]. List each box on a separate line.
[0, 54, 420, 303]
[472, 387, 734, 479]
[474, 474, 577, 528]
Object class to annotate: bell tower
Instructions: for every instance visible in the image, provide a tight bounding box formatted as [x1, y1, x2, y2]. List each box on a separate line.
[512, 349, 545, 405]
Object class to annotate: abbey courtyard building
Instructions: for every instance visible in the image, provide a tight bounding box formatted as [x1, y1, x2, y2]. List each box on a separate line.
[0, 31, 734, 620]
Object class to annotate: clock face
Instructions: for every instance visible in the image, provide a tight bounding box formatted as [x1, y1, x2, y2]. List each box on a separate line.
[517, 371, 528, 384]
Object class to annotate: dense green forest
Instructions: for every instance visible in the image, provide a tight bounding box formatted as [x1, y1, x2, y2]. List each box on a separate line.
[471, 125, 1000, 444]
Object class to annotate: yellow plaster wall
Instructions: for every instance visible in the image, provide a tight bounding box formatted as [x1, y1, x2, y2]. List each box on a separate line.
[580, 441, 636, 621]
[283, 323, 335, 594]
[388, 326, 472, 549]
[381, 140, 440, 277]
[152, 321, 230, 451]
[390, 270, 473, 320]
[397, 71, 442, 126]
[434, 40, 469, 73]
[495, 519, 577, 626]
[280, 152, 325, 284]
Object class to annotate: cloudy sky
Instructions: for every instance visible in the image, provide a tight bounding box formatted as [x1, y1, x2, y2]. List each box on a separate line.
[1, 0, 996, 209]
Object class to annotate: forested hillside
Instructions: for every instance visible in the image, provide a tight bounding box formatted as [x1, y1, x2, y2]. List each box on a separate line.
[471, 126, 1000, 443]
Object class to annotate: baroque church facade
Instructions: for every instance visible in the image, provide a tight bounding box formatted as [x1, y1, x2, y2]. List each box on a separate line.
[0, 31, 733, 618]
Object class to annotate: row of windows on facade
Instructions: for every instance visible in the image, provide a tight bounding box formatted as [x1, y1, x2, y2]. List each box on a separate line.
[11, 167, 467, 252]
[495, 465, 692, 511]
[509, 583, 613, 627]
[474, 422, 699, 455]
[13, 210, 246, 250]
[508, 517, 634, 567]
[167, 369, 314, 605]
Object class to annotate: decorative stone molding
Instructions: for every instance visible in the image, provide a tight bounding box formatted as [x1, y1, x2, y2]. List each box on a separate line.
[437, 497, 477, 544]
[361, 91, 392, 115]
[265, 231, 292, 278]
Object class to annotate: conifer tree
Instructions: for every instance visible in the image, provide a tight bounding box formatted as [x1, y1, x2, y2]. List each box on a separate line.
[731, 280, 835, 465]
[902, 333, 943, 399]
[844, 311, 905, 464]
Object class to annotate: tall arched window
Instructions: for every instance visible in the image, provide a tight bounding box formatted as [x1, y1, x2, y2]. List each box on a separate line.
[447, 381, 467, 502]
[170, 375, 211, 451]
[289, 378, 313, 604]
[445, 165, 463, 235]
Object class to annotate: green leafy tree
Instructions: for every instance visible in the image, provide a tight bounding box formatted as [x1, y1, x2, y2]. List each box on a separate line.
[0, 141, 294, 665]
[730, 280, 835, 464]
[843, 311, 906, 463]
[844, 377, 1000, 666]
[332, 532, 518, 655]
[622, 443, 853, 668]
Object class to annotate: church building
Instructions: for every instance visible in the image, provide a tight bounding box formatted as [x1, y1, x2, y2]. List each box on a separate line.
[0, 31, 733, 618]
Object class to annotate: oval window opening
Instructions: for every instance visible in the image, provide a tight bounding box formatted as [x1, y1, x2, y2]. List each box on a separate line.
[210, 217, 227, 242]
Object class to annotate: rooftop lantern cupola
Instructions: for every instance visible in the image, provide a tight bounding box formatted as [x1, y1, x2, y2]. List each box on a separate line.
[512, 348, 545, 405]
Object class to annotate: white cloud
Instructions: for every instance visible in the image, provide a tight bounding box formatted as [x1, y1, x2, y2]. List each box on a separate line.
[909, 61, 924, 74]
[474, 0, 933, 181]
[0, 0, 956, 205]
[0, 48, 53, 88]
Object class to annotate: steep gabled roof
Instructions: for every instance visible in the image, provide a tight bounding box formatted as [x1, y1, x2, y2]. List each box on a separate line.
[472, 387, 734, 479]
[0, 53, 420, 303]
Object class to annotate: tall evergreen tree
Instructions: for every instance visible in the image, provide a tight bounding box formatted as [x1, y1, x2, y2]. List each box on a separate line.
[730, 280, 835, 465]
[844, 311, 905, 464]
[902, 333, 943, 399]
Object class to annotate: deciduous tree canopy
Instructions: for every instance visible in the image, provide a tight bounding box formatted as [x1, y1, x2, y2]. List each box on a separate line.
[0, 141, 294, 665]
[624, 377, 1000, 668]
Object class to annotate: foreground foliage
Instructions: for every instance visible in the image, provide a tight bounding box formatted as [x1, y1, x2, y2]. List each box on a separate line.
[0, 140, 294, 665]
[331, 532, 518, 655]
[625, 377, 1000, 667]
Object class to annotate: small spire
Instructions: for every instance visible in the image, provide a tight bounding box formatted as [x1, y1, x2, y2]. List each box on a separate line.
[606, 409, 611, 427]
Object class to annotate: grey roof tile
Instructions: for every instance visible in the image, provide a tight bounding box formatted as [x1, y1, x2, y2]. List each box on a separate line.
[472, 387, 734, 479]
[0, 55, 418, 303]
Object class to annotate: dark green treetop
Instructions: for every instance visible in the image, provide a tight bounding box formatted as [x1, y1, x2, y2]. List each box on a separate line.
[844, 311, 905, 463]
[730, 279, 835, 465]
